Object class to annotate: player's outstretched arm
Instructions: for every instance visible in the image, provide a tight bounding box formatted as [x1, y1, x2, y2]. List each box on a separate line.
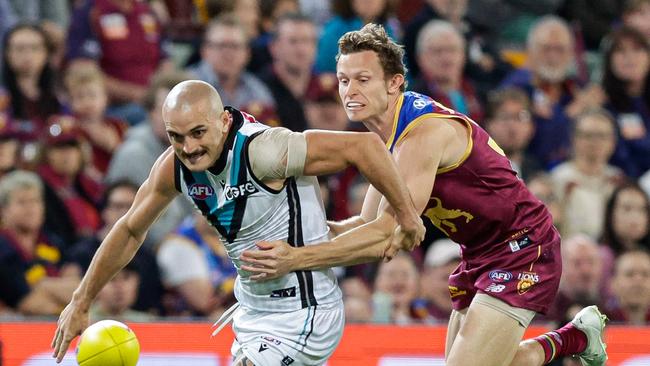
[51, 149, 179, 363]
[241, 119, 454, 279]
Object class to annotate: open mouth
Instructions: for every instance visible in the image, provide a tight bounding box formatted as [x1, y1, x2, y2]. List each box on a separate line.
[346, 101, 365, 111]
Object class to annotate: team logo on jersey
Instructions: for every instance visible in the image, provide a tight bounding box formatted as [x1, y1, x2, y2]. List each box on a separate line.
[282, 356, 295, 365]
[223, 181, 258, 200]
[188, 183, 214, 200]
[413, 98, 429, 109]
[424, 197, 474, 236]
[517, 271, 539, 295]
[448, 286, 467, 298]
[489, 270, 513, 283]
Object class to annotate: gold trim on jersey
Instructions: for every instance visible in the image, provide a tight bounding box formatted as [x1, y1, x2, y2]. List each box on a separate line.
[437, 117, 473, 174]
[385, 94, 405, 149]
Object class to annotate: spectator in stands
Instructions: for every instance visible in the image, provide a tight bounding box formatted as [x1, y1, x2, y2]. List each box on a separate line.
[65, 180, 163, 314]
[373, 252, 421, 324]
[63, 62, 128, 176]
[190, 15, 276, 112]
[249, 0, 299, 73]
[259, 13, 318, 132]
[403, 0, 467, 78]
[484, 87, 541, 182]
[411, 20, 483, 122]
[622, 0, 650, 44]
[420, 238, 461, 321]
[601, 183, 650, 256]
[315, 0, 398, 73]
[0, 171, 79, 315]
[205, 0, 260, 40]
[65, 0, 172, 125]
[605, 249, 650, 324]
[501, 16, 604, 168]
[403, 0, 510, 101]
[340, 277, 373, 323]
[0, 122, 20, 178]
[106, 69, 193, 248]
[548, 234, 604, 324]
[90, 260, 155, 322]
[551, 108, 624, 239]
[1, 23, 61, 140]
[601, 27, 650, 178]
[304, 73, 349, 131]
[39, 119, 103, 245]
[157, 213, 237, 316]
[527, 173, 564, 230]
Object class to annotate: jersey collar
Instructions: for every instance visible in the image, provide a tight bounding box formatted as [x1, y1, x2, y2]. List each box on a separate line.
[208, 106, 243, 175]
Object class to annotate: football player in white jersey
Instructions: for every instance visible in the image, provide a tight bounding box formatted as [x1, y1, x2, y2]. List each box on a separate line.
[51, 80, 424, 365]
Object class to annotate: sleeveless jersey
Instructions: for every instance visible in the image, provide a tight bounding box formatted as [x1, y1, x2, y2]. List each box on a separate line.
[174, 107, 341, 312]
[387, 92, 557, 259]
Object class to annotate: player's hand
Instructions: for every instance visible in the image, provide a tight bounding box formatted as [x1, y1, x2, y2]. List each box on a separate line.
[240, 240, 297, 281]
[51, 300, 89, 363]
[395, 210, 425, 251]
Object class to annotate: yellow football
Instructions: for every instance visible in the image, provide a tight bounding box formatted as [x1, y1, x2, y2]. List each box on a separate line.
[76, 320, 140, 366]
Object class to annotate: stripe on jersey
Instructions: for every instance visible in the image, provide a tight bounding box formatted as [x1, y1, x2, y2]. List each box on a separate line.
[179, 133, 252, 244]
[179, 162, 229, 238]
[287, 178, 317, 308]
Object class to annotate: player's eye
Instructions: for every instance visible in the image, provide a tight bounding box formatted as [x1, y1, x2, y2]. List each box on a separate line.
[339, 78, 349, 85]
[192, 130, 206, 138]
[168, 132, 183, 143]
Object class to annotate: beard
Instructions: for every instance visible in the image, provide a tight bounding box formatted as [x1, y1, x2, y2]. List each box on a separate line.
[536, 64, 570, 83]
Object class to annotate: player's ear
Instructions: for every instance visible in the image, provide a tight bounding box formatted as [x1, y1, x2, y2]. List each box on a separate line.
[219, 110, 232, 132]
[387, 74, 404, 95]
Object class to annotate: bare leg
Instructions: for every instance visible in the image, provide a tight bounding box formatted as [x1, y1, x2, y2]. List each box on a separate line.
[446, 302, 526, 366]
[509, 339, 546, 366]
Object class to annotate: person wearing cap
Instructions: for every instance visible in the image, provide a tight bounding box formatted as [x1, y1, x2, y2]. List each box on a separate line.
[420, 238, 462, 321]
[38, 118, 103, 246]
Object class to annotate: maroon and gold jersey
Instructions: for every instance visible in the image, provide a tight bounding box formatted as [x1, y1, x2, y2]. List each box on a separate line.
[389, 92, 556, 259]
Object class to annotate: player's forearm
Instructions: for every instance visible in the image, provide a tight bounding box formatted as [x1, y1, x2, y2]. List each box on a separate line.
[296, 214, 395, 269]
[71, 219, 145, 310]
[349, 134, 416, 218]
[327, 216, 366, 237]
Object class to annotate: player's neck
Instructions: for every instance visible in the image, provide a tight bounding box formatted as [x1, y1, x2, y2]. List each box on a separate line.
[362, 93, 402, 143]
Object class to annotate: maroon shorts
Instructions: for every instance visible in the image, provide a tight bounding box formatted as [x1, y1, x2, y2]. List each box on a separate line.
[448, 230, 562, 314]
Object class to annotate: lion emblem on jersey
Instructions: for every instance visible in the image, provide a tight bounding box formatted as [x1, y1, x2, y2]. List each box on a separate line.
[424, 197, 474, 236]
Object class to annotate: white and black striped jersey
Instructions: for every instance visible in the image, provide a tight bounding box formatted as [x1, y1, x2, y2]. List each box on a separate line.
[174, 107, 341, 312]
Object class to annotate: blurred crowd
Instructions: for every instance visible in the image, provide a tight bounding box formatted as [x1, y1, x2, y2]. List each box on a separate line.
[0, 0, 649, 335]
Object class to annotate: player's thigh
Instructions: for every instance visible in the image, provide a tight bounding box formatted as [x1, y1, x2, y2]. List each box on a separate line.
[233, 351, 256, 366]
[445, 308, 467, 358]
[446, 297, 528, 366]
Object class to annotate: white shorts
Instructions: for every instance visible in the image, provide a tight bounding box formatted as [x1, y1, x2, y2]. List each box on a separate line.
[231, 300, 345, 366]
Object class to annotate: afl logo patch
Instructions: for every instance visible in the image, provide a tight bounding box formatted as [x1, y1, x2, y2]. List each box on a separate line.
[413, 99, 428, 109]
[188, 183, 214, 200]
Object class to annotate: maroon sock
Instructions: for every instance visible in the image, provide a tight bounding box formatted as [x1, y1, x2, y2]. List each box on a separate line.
[533, 323, 588, 364]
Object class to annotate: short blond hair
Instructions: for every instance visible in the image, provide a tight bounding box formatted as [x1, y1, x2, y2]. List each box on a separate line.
[64, 61, 105, 93]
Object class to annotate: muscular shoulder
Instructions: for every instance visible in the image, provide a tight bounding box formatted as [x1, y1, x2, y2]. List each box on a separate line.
[148, 147, 177, 195]
[396, 117, 457, 148]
